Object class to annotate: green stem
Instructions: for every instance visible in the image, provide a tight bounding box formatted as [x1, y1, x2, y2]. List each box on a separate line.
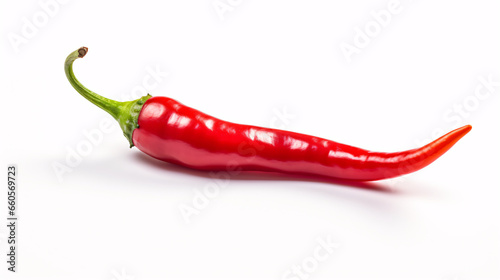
[64, 47, 151, 147]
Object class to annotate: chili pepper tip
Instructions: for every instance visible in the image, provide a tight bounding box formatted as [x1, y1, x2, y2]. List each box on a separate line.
[78, 47, 88, 58]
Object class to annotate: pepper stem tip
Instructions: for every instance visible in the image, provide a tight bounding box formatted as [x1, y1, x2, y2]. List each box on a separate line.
[78, 47, 88, 58]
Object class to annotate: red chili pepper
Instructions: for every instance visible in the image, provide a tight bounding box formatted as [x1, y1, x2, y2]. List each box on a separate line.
[65, 47, 471, 181]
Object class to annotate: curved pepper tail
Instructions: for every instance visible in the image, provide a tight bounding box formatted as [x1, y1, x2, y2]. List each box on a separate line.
[378, 125, 472, 180]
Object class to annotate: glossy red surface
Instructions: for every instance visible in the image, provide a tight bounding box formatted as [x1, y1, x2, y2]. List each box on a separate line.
[132, 96, 471, 181]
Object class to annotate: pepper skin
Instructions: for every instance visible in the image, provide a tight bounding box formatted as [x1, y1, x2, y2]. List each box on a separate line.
[133, 96, 471, 181]
[65, 47, 471, 181]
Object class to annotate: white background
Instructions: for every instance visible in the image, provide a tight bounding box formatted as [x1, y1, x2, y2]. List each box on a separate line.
[1, 1, 499, 279]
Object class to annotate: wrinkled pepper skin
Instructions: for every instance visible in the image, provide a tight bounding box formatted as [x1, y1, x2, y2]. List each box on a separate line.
[133, 96, 472, 181]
